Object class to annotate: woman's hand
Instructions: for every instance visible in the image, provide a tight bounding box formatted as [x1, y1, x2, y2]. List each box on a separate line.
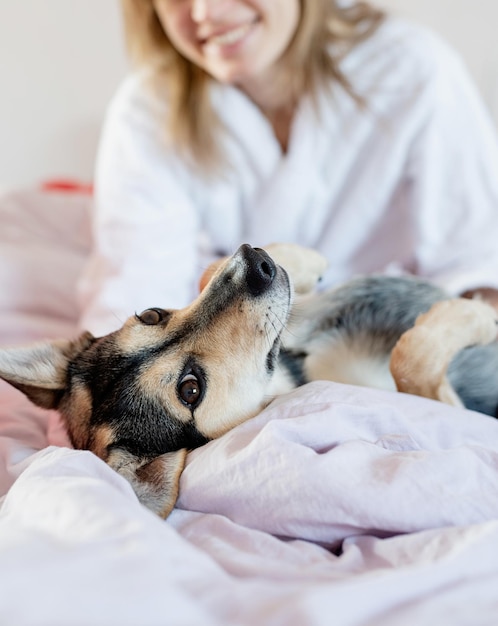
[461, 287, 498, 312]
[199, 258, 227, 292]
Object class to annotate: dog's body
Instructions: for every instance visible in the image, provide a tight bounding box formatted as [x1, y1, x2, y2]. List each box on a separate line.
[1, 244, 497, 516]
[280, 275, 498, 415]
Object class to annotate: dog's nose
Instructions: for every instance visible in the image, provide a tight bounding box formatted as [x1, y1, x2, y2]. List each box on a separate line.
[239, 244, 276, 296]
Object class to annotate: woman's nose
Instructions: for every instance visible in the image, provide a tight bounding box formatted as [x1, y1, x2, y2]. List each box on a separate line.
[191, 0, 227, 23]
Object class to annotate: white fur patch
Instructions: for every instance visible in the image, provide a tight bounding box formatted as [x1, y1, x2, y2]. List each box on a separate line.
[305, 338, 396, 392]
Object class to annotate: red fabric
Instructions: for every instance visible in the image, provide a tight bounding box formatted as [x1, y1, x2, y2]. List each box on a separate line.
[40, 179, 93, 195]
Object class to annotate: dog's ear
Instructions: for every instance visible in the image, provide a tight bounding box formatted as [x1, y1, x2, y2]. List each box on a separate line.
[107, 447, 188, 518]
[0, 332, 94, 409]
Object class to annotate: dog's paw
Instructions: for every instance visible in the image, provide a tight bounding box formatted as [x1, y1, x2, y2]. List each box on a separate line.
[390, 297, 498, 406]
[414, 298, 498, 347]
[264, 243, 328, 294]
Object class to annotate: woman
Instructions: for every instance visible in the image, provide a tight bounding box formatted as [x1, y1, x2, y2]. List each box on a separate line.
[79, 0, 498, 335]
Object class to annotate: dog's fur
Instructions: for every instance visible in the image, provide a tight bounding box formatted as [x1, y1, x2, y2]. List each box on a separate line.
[1, 244, 497, 517]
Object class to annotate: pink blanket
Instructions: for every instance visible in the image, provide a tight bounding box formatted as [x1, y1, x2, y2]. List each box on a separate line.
[1, 189, 498, 624]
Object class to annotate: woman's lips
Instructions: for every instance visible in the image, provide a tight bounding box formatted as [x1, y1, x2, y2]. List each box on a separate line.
[200, 18, 258, 51]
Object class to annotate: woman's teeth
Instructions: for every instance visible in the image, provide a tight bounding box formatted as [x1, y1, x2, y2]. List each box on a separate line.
[208, 22, 253, 46]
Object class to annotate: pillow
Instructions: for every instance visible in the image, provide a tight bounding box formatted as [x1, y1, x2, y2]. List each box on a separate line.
[0, 185, 92, 345]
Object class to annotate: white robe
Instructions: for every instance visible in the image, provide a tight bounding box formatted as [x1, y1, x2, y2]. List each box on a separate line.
[79, 17, 498, 336]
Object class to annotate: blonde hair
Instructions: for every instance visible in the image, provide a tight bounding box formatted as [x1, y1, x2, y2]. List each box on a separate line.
[121, 1, 384, 171]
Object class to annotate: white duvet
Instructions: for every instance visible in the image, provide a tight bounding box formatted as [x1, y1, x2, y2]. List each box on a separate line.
[1, 189, 498, 625]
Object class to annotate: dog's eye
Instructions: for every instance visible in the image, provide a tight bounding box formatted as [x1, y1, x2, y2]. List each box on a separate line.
[178, 373, 202, 407]
[136, 308, 167, 326]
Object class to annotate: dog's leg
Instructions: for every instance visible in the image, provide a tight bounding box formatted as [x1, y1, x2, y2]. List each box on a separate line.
[390, 298, 498, 406]
[107, 448, 187, 518]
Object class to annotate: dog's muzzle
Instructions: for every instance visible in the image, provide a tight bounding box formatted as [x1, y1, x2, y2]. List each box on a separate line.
[239, 244, 276, 296]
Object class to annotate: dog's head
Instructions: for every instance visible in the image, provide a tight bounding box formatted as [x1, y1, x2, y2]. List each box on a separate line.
[0, 245, 292, 517]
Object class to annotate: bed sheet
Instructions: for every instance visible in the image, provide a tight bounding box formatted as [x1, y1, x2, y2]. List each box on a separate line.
[1, 188, 498, 625]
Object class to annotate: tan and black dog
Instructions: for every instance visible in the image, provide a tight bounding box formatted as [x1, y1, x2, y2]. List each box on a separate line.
[0, 243, 497, 517]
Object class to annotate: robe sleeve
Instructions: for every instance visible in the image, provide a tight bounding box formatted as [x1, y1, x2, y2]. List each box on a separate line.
[405, 32, 498, 294]
[78, 75, 201, 336]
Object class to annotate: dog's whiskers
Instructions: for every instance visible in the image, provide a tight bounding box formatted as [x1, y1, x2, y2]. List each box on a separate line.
[108, 309, 126, 326]
[265, 308, 285, 347]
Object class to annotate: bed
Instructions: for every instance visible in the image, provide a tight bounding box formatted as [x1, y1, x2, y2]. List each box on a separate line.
[1, 186, 498, 625]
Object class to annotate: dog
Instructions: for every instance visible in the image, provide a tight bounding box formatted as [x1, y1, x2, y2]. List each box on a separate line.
[0, 243, 497, 517]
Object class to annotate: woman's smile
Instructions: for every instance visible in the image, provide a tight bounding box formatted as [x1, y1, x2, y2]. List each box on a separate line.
[154, 0, 300, 90]
[200, 17, 259, 52]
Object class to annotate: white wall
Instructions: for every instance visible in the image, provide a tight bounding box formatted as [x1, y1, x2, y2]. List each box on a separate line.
[379, 0, 498, 122]
[0, 0, 128, 187]
[1, 0, 498, 187]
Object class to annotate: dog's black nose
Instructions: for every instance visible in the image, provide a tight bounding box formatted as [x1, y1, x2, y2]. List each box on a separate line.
[239, 244, 276, 296]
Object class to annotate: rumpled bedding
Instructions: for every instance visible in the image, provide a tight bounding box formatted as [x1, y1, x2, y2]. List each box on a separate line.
[1, 188, 498, 625]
